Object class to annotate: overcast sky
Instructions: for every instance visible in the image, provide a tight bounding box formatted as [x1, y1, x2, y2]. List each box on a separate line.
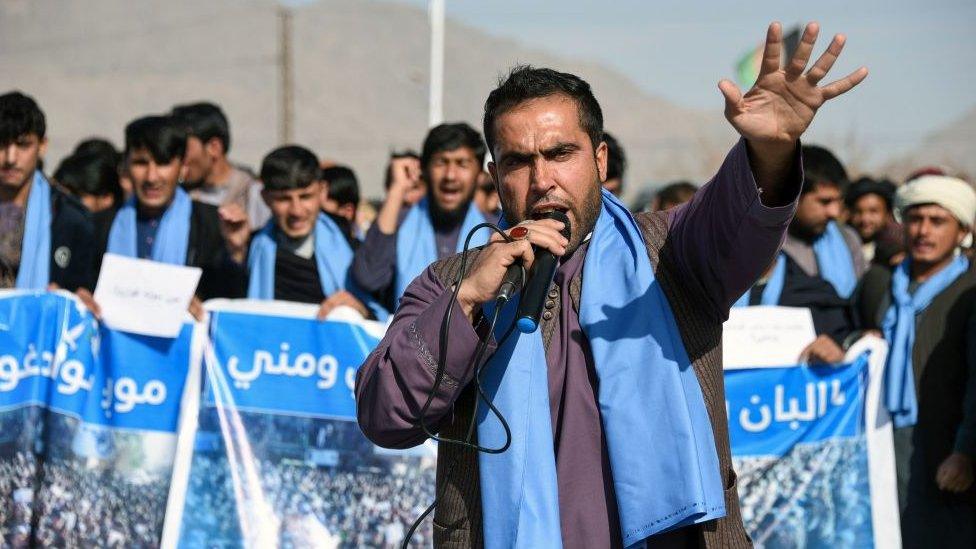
[391, 0, 975, 167]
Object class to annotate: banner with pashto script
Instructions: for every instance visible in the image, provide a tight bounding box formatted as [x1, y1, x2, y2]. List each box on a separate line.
[0, 290, 201, 548]
[724, 306, 900, 549]
[162, 300, 435, 549]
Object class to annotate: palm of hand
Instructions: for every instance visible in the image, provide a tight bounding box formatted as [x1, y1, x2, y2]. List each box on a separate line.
[720, 22, 867, 146]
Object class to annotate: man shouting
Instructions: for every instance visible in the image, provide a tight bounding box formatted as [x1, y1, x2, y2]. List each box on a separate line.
[357, 22, 866, 548]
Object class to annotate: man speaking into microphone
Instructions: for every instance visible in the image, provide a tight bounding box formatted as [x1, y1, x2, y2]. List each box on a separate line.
[357, 22, 866, 548]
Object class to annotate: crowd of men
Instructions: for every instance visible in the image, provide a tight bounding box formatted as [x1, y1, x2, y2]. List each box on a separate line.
[2, 86, 976, 545]
[181, 455, 434, 548]
[0, 409, 171, 548]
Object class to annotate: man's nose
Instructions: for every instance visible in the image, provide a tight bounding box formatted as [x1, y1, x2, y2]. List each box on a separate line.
[529, 158, 555, 194]
[826, 202, 841, 220]
[1, 144, 17, 165]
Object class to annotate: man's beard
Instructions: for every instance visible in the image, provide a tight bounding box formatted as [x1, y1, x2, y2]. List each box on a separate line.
[502, 179, 603, 257]
[788, 218, 827, 242]
[430, 188, 475, 230]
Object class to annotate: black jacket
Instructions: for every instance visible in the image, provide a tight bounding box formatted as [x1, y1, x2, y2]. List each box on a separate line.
[95, 200, 240, 300]
[748, 254, 857, 344]
[49, 187, 97, 291]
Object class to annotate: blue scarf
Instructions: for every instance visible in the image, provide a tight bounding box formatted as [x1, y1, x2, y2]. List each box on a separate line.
[15, 171, 52, 290]
[477, 190, 725, 548]
[248, 214, 389, 322]
[107, 187, 192, 265]
[812, 221, 857, 299]
[732, 253, 787, 308]
[394, 198, 487, 304]
[882, 255, 969, 428]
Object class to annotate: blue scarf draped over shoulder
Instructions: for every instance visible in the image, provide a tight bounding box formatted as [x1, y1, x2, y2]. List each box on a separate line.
[248, 213, 389, 321]
[882, 256, 969, 428]
[476, 190, 725, 548]
[812, 221, 857, 299]
[107, 187, 192, 265]
[16, 171, 52, 289]
[394, 198, 487, 304]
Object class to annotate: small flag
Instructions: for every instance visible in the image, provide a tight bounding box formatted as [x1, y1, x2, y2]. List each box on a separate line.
[735, 24, 803, 89]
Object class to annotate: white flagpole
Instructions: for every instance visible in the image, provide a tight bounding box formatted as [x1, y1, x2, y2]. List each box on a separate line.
[428, 0, 445, 128]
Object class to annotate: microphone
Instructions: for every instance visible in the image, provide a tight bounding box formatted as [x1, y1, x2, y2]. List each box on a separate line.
[515, 210, 571, 333]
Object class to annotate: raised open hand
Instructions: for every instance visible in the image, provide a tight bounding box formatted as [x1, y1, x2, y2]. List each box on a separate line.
[720, 22, 868, 147]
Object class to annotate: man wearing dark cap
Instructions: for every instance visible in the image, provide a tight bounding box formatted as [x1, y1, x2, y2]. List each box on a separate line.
[846, 176, 903, 265]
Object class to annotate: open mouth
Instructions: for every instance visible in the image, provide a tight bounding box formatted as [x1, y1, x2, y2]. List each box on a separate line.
[439, 185, 463, 201]
[529, 203, 570, 221]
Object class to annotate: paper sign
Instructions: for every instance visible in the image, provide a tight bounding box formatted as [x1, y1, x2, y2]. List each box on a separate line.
[94, 254, 202, 338]
[723, 306, 817, 369]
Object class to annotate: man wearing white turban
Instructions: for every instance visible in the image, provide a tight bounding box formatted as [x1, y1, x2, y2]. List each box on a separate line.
[856, 175, 976, 547]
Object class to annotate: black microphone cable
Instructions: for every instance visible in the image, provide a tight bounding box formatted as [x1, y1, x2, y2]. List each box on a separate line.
[401, 222, 525, 548]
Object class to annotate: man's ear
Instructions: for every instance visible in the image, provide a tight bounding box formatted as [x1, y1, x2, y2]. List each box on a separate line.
[595, 141, 608, 183]
[261, 189, 272, 209]
[339, 202, 356, 222]
[205, 137, 224, 159]
[38, 137, 48, 160]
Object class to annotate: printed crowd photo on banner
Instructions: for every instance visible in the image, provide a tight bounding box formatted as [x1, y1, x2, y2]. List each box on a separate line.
[161, 301, 435, 549]
[0, 290, 201, 548]
[723, 306, 900, 549]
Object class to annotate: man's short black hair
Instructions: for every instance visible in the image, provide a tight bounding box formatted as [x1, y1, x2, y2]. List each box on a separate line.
[483, 65, 603, 157]
[321, 165, 360, 207]
[0, 91, 46, 144]
[54, 151, 123, 204]
[421, 123, 486, 168]
[74, 137, 121, 173]
[603, 131, 627, 182]
[260, 145, 320, 192]
[74, 137, 119, 161]
[124, 115, 188, 164]
[845, 176, 896, 212]
[801, 144, 849, 195]
[171, 102, 231, 154]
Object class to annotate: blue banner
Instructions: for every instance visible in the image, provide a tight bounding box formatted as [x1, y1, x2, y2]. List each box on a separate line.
[727, 354, 876, 548]
[0, 292, 192, 433]
[171, 304, 434, 548]
[725, 354, 868, 457]
[0, 291, 196, 548]
[203, 310, 380, 418]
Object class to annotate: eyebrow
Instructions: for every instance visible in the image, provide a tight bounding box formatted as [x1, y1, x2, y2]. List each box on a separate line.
[499, 141, 581, 164]
[542, 142, 580, 157]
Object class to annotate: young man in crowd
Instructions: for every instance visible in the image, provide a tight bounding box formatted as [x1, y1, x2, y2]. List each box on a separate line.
[856, 175, 976, 547]
[781, 145, 865, 299]
[846, 176, 903, 265]
[219, 146, 386, 321]
[734, 146, 864, 362]
[54, 149, 126, 275]
[600, 131, 627, 197]
[171, 102, 270, 230]
[320, 164, 361, 241]
[54, 151, 123, 215]
[0, 91, 96, 295]
[99, 115, 237, 315]
[352, 123, 489, 309]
